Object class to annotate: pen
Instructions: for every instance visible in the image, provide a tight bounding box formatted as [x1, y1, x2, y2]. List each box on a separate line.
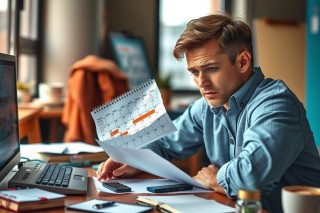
[92, 201, 116, 209]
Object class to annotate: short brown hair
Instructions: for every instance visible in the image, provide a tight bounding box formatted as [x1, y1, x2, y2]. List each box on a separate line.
[173, 13, 254, 66]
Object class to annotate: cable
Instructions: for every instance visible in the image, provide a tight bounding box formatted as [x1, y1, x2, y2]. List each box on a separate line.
[18, 157, 44, 169]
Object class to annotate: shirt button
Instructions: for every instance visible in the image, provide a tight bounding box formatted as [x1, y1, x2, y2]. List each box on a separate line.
[229, 138, 235, 144]
[240, 102, 245, 107]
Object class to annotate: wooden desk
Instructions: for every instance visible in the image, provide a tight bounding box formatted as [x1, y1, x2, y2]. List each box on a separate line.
[0, 168, 237, 213]
[18, 107, 42, 143]
[39, 106, 64, 142]
[18, 104, 64, 142]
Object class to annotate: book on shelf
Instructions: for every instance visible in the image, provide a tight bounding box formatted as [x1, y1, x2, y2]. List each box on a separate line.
[0, 188, 65, 212]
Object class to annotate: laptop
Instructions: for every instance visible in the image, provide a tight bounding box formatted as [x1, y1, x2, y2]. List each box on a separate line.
[9, 161, 88, 194]
[0, 53, 88, 194]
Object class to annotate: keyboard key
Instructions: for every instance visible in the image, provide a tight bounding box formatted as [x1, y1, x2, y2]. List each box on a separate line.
[35, 164, 72, 187]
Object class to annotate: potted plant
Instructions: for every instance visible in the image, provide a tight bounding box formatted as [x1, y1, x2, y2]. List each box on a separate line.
[156, 74, 172, 110]
[17, 82, 31, 103]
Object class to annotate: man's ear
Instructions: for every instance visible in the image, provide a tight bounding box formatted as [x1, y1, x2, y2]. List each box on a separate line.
[237, 50, 251, 73]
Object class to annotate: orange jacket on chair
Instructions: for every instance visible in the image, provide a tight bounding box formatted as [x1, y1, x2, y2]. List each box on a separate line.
[62, 57, 129, 145]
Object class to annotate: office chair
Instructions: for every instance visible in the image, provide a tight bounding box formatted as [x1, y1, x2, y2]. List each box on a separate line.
[62, 55, 129, 145]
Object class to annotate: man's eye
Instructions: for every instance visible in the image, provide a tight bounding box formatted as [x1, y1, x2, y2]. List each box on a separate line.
[189, 70, 199, 76]
[206, 67, 218, 72]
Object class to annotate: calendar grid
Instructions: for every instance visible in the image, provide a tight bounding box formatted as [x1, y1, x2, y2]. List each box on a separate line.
[91, 80, 176, 148]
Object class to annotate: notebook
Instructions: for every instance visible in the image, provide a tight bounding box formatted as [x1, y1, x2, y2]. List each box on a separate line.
[0, 53, 88, 194]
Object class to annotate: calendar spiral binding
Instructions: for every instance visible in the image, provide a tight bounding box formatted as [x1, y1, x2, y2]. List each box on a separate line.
[92, 79, 155, 114]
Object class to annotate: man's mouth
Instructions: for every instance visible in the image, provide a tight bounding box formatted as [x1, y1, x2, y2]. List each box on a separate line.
[203, 91, 218, 99]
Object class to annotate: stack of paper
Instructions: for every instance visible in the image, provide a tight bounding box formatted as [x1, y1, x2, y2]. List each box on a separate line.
[20, 142, 108, 163]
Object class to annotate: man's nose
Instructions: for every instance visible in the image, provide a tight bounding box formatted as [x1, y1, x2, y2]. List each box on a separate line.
[198, 72, 210, 87]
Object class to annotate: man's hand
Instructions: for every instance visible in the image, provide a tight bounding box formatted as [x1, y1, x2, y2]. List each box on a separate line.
[96, 158, 142, 181]
[193, 164, 226, 195]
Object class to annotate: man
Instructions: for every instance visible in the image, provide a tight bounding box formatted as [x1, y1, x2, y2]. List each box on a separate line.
[96, 14, 320, 212]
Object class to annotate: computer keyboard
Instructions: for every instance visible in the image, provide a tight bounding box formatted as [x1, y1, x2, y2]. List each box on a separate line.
[9, 161, 88, 194]
[35, 164, 72, 187]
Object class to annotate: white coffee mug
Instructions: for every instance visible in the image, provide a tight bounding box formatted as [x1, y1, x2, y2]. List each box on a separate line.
[282, 185, 320, 213]
[39, 82, 64, 103]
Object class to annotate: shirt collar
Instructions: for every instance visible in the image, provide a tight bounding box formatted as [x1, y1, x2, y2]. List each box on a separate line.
[210, 66, 265, 114]
[233, 66, 265, 109]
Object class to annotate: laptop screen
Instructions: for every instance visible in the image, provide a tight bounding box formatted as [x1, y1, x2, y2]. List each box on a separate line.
[0, 53, 20, 183]
[109, 32, 153, 89]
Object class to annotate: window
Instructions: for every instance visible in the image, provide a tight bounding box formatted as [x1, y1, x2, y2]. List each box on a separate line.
[18, 0, 41, 95]
[0, 0, 41, 95]
[158, 0, 225, 91]
[0, 0, 15, 54]
[0, 1, 8, 53]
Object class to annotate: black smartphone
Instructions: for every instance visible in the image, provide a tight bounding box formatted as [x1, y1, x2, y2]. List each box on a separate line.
[146, 183, 193, 193]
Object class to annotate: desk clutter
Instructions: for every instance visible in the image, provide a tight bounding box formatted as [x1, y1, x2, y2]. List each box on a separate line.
[93, 178, 210, 194]
[66, 195, 236, 213]
[15, 79, 240, 212]
[0, 188, 65, 212]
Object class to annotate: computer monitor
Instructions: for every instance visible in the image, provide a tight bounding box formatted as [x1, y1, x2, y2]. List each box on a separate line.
[0, 53, 20, 185]
[109, 31, 153, 89]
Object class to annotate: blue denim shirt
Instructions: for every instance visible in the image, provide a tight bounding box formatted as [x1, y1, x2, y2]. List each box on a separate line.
[146, 67, 320, 212]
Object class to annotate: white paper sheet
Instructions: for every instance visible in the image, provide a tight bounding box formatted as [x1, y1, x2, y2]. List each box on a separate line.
[93, 177, 210, 194]
[67, 199, 152, 213]
[96, 143, 206, 189]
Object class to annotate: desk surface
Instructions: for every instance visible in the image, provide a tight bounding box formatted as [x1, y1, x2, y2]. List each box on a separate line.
[18, 106, 42, 123]
[18, 105, 64, 142]
[18, 107, 43, 143]
[0, 168, 236, 213]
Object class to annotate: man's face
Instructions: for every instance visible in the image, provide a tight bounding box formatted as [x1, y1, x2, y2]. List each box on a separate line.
[186, 39, 245, 109]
